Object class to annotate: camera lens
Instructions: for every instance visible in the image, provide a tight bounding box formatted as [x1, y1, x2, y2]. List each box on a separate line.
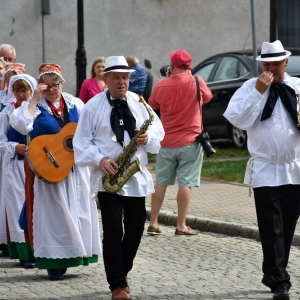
[201, 140, 216, 158]
[160, 65, 171, 77]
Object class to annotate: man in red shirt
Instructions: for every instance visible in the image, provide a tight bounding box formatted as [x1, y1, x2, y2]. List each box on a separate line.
[148, 49, 212, 235]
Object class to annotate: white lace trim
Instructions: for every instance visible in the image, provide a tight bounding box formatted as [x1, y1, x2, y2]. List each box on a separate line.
[0, 90, 7, 104]
[5, 142, 18, 159]
[0, 232, 7, 244]
[1, 103, 14, 116]
[8, 230, 26, 243]
[33, 180, 86, 259]
[37, 92, 75, 114]
[19, 100, 40, 120]
[2, 104, 17, 159]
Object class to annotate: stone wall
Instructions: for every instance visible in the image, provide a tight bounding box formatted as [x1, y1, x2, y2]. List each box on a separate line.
[0, 0, 270, 94]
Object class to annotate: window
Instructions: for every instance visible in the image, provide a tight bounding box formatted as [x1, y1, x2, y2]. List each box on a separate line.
[193, 62, 215, 82]
[271, 0, 300, 47]
[212, 57, 238, 82]
[286, 55, 300, 76]
[238, 61, 249, 78]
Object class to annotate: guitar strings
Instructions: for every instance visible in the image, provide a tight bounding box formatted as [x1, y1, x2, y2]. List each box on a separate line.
[45, 139, 73, 156]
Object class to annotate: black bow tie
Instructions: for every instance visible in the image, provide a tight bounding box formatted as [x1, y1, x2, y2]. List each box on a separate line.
[261, 83, 299, 130]
[106, 91, 136, 147]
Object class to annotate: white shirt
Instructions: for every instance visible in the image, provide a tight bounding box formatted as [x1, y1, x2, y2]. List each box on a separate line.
[73, 90, 165, 196]
[223, 73, 300, 188]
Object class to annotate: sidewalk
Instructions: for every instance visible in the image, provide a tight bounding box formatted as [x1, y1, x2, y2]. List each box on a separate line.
[145, 172, 300, 246]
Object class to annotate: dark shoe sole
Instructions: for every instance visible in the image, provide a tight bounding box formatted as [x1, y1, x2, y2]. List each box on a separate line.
[273, 295, 289, 300]
[147, 231, 162, 235]
[24, 262, 37, 269]
[61, 268, 67, 275]
[47, 269, 64, 280]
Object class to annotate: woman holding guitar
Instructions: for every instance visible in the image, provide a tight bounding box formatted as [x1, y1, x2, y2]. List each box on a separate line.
[0, 73, 37, 268]
[9, 63, 102, 281]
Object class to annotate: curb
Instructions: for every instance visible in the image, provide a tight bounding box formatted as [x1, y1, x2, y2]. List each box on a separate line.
[145, 208, 300, 246]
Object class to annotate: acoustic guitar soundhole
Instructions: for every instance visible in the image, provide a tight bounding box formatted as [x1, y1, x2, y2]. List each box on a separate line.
[64, 136, 74, 152]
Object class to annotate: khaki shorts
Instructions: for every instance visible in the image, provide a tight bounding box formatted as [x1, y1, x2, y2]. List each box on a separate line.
[155, 142, 203, 187]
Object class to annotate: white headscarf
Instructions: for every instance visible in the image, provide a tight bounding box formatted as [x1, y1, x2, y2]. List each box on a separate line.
[6, 74, 37, 103]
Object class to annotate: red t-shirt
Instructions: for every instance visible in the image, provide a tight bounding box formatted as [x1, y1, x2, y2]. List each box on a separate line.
[149, 74, 212, 148]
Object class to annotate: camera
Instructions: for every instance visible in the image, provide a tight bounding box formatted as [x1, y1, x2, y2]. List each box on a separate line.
[160, 65, 171, 77]
[196, 132, 216, 158]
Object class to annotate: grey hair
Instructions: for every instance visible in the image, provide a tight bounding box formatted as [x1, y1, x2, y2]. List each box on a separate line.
[127, 55, 139, 65]
[38, 73, 64, 84]
[0, 44, 16, 58]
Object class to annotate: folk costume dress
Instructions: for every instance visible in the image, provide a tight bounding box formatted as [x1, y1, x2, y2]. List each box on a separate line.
[0, 89, 8, 252]
[0, 102, 35, 262]
[9, 92, 102, 270]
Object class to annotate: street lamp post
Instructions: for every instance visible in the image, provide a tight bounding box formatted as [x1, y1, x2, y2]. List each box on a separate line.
[75, 0, 87, 97]
[250, 0, 258, 77]
[41, 0, 50, 63]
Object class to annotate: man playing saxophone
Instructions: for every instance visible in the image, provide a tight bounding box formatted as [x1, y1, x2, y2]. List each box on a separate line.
[73, 56, 164, 300]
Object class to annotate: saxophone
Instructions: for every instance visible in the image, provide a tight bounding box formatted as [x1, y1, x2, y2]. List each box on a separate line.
[102, 95, 154, 194]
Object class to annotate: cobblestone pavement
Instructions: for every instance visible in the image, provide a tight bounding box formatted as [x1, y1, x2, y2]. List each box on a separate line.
[149, 174, 300, 232]
[144, 175, 300, 245]
[0, 218, 300, 300]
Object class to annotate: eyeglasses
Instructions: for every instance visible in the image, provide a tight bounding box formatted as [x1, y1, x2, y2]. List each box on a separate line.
[13, 89, 30, 94]
[45, 83, 60, 90]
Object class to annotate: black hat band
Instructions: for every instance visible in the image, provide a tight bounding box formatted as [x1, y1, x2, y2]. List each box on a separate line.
[104, 65, 130, 72]
[261, 51, 286, 58]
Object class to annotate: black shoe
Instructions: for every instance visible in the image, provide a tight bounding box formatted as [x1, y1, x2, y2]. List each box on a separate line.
[61, 268, 67, 275]
[47, 269, 64, 280]
[24, 261, 37, 269]
[273, 286, 290, 300]
[2, 249, 9, 256]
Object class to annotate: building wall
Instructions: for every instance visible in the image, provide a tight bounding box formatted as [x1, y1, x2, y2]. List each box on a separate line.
[0, 0, 270, 94]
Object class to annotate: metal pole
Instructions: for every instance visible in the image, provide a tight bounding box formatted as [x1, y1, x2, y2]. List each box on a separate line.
[250, 0, 258, 77]
[75, 0, 87, 97]
[41, 0, 50, 63]
[42, 14, 45, 62]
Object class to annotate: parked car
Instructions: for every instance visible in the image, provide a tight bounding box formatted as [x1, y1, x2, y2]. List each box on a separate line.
[192, 48, 300, 149]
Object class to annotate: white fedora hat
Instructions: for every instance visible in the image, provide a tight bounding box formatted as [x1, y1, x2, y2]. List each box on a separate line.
[101, 56, 136, 75]
[256, 40, 291, 61]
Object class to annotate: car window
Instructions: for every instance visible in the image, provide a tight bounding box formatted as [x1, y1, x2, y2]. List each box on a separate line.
[286, 55, 300, 75]
[212, 56, 239, 82]
[238, 61, 249, 77]
[193, 62, 215, 82]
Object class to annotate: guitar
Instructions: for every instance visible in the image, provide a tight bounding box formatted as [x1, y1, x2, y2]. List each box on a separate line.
[26, 122, 77, 184]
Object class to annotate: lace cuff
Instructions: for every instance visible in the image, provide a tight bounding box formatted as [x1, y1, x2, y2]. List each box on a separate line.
[22, 101, 41, 120]
[5, 142, 18, 158]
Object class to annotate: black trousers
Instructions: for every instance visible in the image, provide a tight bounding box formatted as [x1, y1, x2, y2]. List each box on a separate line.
[98, 192, 146, 292]
[253, 185, 300, 290]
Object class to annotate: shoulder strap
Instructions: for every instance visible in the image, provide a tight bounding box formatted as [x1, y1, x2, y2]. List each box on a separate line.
[194, 76, 204, 133]
[195, 76, 201, 102]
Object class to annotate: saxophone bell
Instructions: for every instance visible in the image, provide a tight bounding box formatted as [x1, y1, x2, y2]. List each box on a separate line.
[102, 158, 143, 194]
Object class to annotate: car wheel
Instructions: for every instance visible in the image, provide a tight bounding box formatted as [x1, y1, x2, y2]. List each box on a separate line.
[231, 125, 247, 149]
